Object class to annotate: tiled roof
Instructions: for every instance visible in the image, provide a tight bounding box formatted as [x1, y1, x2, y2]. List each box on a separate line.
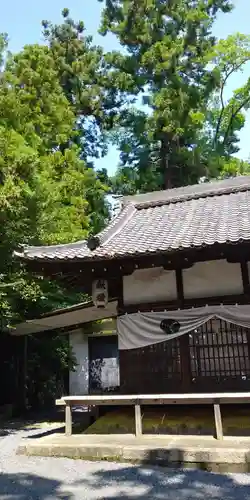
[14, 176, 250, 262]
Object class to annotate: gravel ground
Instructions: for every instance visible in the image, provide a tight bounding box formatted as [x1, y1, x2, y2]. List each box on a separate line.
[1, 424, 250, 499]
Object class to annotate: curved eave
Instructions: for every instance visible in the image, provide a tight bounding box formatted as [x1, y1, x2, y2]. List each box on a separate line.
[12, 239, 250, 266]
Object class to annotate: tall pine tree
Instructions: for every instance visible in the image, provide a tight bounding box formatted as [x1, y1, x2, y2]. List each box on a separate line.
[99, 0, 234, 191]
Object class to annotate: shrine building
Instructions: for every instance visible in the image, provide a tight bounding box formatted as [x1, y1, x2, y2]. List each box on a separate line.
[14, 176, 250, 396]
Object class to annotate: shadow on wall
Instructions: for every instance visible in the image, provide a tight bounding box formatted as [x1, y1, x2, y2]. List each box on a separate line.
[0, 473, 73, 500]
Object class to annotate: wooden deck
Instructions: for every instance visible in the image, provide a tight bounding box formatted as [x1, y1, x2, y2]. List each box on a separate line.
[56, 391, 250, 440]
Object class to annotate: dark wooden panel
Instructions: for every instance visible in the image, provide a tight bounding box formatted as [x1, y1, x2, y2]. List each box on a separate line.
[119, 338, 182, 394]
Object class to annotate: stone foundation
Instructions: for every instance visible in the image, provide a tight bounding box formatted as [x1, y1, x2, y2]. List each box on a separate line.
[17, 433, 250, 473]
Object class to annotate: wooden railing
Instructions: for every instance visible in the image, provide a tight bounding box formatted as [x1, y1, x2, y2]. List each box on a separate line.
[56, 392, 250, 440]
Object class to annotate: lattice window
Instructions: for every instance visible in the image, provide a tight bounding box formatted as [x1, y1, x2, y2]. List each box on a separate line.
[118, 319, 250, 394]
[189, 319, 250, 380]
[119, 338, 181, 394]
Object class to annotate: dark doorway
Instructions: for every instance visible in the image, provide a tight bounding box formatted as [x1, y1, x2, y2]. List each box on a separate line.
[88, 335, 119, 394]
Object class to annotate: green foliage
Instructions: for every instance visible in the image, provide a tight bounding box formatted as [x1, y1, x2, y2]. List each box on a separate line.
[0, 127, 94, 328]
[100, 0, 235, 191]
[0, 14, 114, 333]
[0, 19, 113, 409]
[26, 332, 74, 409]
[41, 10, 118, 231]
[202, 33, 250, 159]
[42, 9, 126, 159]
[1, 45, 75, 153]
[1, 4, 250, 410]
[99, 1, 250, 193]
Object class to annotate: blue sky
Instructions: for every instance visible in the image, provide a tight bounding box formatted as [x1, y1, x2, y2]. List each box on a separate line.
[1, 0, 250, 175]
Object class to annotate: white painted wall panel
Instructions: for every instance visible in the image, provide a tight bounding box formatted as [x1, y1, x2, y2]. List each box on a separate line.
[183, 260, 243, 299]
[123, 267, 177, 305]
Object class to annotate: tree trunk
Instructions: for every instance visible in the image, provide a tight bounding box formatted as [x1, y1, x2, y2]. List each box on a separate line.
[160, 136, 172, 189]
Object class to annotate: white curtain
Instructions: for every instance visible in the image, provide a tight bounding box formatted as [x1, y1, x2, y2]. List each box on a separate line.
[117, 305, 250, 350]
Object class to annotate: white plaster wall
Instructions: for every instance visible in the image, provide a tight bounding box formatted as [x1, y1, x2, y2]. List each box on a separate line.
[183, 260, 243, 299]
[123, 267, 177, 305]
[69, 330, 89, 395]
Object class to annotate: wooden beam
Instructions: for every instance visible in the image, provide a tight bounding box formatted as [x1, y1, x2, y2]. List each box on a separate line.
[56, 399, 65, 406]
[240, 261, 250, 294]
[119, 293, 250, 315]
[175, 268, 184, 306]
[117, 276, 124, 311]
[61, 392, 250, 405]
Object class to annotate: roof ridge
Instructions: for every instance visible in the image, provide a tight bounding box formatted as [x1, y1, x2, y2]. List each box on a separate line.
[87, 202, 136, 250]
[133, 178, 250, 209]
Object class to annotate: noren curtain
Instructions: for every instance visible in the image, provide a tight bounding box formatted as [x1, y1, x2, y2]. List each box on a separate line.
[117, 305, 250, 350]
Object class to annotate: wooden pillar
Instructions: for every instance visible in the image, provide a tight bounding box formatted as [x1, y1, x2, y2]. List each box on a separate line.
[17, 335, 28, 413]
[179, 334, 192, 392]
[240, 261, 250, 294]
[65, 403, 72, 436]
[241, 263, 250, 364]
[92, 405, 100, 423]
[175, 268, 184, 306]
[213, 402, 223, 440]
[23, 335, 28, 411]
[135, 404, 142, 437]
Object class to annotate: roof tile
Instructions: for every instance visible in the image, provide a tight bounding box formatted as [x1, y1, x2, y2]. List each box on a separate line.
[14, 176, 250, 262]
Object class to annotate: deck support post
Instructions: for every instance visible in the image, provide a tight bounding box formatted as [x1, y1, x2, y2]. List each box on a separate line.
[94, 405, 100, 421]
[213, 402, 223, 440]
[65, 403, 72, 436]
[135, 403, 142, 437]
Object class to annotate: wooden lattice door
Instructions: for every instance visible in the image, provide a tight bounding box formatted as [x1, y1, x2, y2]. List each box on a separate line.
[119, 338, 182, 394]
[188, 319, 250, 392]
[119, 319, 250, 394]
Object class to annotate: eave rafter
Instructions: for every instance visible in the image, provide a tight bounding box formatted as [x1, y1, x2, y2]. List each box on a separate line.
[24, 241, 250, 280]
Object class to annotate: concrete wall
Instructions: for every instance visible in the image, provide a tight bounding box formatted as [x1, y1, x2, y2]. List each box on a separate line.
[69, 330, 89, 395]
